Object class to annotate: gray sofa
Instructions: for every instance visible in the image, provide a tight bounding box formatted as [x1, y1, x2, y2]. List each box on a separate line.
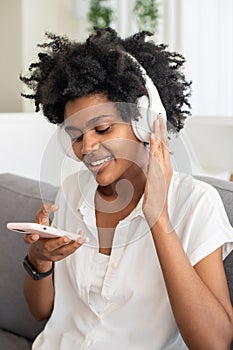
[0, 172, 232, 350]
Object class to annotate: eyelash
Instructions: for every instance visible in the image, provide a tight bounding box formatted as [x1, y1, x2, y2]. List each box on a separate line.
[71, 126, 111, 142]
[96, 126, 111, 134]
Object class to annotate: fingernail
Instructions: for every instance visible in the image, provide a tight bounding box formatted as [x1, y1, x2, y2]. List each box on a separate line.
[51, 205, 59, 210]
[31, 234, 39, 241]
[77, 236, 89, 244]
[63, 237, 72, 244]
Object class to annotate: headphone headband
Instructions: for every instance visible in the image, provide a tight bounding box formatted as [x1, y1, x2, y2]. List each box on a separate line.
[126, 53, 167, 142]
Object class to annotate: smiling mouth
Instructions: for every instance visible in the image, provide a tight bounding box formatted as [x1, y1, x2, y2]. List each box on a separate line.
[85, 155, 113, 171]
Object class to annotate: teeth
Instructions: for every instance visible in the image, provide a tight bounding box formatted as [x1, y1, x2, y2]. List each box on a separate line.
[91, 156, 112, 166]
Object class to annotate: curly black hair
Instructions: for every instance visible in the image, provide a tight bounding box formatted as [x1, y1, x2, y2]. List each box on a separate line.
[20, 27, 191, 132]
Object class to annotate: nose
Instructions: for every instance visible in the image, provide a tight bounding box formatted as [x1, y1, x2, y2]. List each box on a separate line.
[81, 130, 99, 155]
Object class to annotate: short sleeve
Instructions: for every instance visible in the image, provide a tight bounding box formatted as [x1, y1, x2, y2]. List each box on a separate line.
[170, 174, 233, 266]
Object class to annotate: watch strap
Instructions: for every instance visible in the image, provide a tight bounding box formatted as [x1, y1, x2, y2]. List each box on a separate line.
[23, 254, 54, 280]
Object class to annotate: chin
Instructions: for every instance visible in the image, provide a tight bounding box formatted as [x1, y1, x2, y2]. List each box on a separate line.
[94, 174, 115, 187]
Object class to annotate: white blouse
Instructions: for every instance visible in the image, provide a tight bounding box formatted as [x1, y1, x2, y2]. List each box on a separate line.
[32, 170, 233, 350]
[89, 253, 110, 315]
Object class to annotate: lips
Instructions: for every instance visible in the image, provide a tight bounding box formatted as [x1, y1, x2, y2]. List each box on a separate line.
[90, 156, 113, 166]
[84, 154, 114, 171]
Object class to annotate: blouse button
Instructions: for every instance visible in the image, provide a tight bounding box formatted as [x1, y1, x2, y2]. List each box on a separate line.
[111, 262, 118, 269]
[84, 338, 93, 347]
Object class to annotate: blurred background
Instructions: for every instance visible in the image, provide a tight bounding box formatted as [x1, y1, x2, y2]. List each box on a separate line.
[0, 0, 233, 185]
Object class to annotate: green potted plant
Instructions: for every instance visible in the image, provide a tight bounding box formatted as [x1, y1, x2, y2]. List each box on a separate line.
[134, 0, 159, 33]
[87, 0, 114, 29]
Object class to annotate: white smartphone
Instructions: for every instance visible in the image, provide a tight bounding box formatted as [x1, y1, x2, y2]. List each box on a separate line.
[6, 222, 88, 242]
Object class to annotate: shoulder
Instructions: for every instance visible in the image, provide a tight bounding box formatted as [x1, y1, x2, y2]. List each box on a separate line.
[170, 171, 223, 208]
[170, 172, 233, 264]
[169, 171, 232, 234]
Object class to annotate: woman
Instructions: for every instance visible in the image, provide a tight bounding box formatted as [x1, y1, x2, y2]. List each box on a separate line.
[21, 27, 233, 349]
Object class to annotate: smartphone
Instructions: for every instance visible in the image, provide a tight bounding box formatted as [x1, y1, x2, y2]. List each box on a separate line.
[6, 222, 88, 242]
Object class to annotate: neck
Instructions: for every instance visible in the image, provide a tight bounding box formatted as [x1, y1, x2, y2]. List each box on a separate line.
[97, 158, 148, 213]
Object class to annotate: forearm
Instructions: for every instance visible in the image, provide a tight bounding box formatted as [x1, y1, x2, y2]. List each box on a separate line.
[23, 225, 84, 321]
[151, 220, 233, 350]
[24, 257, 55, 321]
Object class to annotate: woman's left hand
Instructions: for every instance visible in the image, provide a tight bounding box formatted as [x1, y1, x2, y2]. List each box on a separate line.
[142, 115, 173, 230]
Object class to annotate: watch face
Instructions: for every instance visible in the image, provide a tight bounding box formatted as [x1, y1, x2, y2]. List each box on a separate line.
[23, 257, 38, 280]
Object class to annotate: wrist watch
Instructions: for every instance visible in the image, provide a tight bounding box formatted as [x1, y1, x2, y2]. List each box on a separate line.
[23, 255, 54, 280]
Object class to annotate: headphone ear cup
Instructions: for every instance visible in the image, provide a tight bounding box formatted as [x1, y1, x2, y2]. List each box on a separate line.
[132, 95, 151, 142]
[126, 53, 167, 143]
[57, 125, 80, 161]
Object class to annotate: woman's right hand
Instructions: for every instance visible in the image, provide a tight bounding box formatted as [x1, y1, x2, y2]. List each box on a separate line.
[24, 203, 86, 272]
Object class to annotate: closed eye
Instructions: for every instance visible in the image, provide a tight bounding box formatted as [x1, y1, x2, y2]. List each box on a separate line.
[66, 125, 111, 143]
[95, 126, 111, 134]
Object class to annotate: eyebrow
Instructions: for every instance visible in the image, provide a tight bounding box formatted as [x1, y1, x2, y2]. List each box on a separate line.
[64, 114, 115, 132]
[64, 125, 81, 133]
[86, 114, 115, 127]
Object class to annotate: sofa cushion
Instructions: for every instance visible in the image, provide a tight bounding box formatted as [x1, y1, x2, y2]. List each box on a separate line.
[0, 173, 58, 340]
[0, 329, 32, 350]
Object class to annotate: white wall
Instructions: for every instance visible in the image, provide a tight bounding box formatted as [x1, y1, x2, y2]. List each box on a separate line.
[0, 113, 232, 184]
[0, 0, 22, 112]
[180, 0, 233, 116]
[181, 116, 233, 179]
[0, 0, 88, 113]
[21, 0, 88, 112]
[0, 113, 55, 180]
[0, 113, 83, 186]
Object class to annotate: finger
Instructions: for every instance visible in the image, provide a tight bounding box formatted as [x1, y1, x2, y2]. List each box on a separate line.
[158, 114, 169, 147]
[24, 233, 40, 244]
[36, 204, 50, 225]
[50, 231, 88, 248]
[26, 236, 73, 263]
[37, 236, 85, 262]
[49, 230, 87, 252]
[150, 119, 163, 162]
[36, 203, 58, 225]
[158, 115, 170, 162]
[40, 236, 73, 252]
[41, 233, 86, 252]
[51, 239, 85, 261]
[153, 117, 161, 141]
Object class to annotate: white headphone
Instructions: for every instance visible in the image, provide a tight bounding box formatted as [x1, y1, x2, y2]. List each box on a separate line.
[127, 53, 167, 143]
[58, 52, 167, 159]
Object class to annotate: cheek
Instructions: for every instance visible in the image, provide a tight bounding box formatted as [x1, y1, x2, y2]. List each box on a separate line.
[114, 139, 144, 161]
[72, 142, 82, 159]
